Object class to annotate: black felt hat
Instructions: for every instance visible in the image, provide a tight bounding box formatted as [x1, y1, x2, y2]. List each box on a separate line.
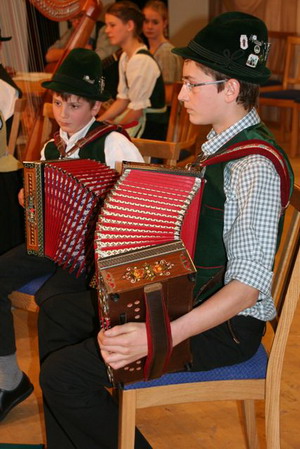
[172, 12, 271, 85]
[0, 29, 12, 42]
[42, 48, 111, 101]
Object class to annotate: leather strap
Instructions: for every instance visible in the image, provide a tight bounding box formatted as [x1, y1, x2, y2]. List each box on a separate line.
[192, 139, 292, 210]
[53, 121, 133, 158]
[143, 282, 173, 381]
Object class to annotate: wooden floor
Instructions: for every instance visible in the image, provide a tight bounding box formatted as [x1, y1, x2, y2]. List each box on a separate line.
[1, 149, 300, 448]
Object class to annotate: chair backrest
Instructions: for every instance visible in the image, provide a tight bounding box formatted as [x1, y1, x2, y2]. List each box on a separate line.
[272, 184, 300, 314]
[281, 35, 300, 89]
[8, 97, 27, 156]
[265, 184, 300, 434]
[41, 102, 57, 145]
[266, 32, 296, 82]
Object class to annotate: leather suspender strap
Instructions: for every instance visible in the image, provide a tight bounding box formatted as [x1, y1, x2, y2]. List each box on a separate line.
[143, 282, 173, 381]
[198, 139, 291, 210]
[53, 121, 134, 159]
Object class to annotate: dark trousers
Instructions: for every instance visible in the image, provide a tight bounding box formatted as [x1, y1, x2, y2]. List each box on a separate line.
[0, 243, 89, 356]
[38, 288, 265, 449]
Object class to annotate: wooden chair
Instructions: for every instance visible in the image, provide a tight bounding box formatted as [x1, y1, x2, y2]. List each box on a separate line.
[7, 97, 27, 157]
[132, 82, 200, 166]
[114, 184, 300, 449]
[260, 35, 300, 157]
[260, 31, 296, 93]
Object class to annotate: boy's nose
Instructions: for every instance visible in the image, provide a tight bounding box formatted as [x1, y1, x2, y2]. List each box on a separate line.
[178, 85, 188, 102]
[59, 105, 68, 117]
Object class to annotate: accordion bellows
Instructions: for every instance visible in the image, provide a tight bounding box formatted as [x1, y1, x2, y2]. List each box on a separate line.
[95, 164, 205, 260]
[24, 159, 119, 276]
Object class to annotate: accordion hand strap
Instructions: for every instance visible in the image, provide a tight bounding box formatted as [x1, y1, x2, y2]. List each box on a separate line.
[143, 282, 173, 381]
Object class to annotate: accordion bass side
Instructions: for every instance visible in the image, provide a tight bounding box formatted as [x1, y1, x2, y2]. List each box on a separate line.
[95, 164, 206, 385]
[24, 159, 119, 276]
[97, 240, 196, 386]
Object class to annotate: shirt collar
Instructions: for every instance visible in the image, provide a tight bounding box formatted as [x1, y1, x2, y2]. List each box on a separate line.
[202, 108, 261, 156]
[59, 117, 96, 147]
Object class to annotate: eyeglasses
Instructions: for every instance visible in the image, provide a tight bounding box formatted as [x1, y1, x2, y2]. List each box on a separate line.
[181, 79, 227, 92]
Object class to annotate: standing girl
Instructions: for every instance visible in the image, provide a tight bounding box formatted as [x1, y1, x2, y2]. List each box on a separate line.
[143, 0, 182, 104]
[99, 0, 168, 140]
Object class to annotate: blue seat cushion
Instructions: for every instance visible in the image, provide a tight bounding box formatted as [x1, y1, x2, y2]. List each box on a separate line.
[17, 274, 53, 295]
[260, 88, 300, 100]
[124, 344, 267, 390]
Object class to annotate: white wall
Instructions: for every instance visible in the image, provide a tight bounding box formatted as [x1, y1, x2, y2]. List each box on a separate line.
[168, 0, 209, 46]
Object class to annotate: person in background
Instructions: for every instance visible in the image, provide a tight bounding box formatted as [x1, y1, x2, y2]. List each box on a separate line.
[94, 3, 121, 102]
[0, 111, 24, 255]
[0, 28, 22, 142]
[143, 0, 182, 104]
[99, 1, 168, 140]
[45, 13, 98, 71]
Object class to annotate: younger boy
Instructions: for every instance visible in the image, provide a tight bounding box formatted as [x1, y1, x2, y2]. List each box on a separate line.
[38, 12, 294, 449]
[0, 48, 143, 422]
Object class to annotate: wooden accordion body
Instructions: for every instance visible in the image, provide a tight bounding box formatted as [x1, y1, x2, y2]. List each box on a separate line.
[95, 163, 206, 385]
[23, 159, 119, 276]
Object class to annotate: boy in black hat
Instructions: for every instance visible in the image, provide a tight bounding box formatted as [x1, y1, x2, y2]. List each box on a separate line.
[36, 13, 295, 449]
[0, 47, 143, 423]
[0, 28, 22, 142]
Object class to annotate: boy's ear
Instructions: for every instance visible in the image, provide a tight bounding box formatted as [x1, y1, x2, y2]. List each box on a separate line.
[92, 101, 102, 116]
[224, 79, 240, 102]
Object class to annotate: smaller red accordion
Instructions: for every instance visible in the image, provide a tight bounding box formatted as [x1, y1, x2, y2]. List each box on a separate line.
[24, 159, 119, 276]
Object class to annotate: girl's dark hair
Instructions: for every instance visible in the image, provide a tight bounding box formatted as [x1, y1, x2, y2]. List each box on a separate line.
[199, 63, 260, 111]
[107, 1, 144, 37]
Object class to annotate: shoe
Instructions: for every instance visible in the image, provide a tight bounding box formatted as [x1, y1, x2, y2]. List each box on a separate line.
[0, 372, 34, 421]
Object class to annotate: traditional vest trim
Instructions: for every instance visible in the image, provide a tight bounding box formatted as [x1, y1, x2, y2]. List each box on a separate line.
[190, 138, 292, 210]
[53, 121, 131, 159]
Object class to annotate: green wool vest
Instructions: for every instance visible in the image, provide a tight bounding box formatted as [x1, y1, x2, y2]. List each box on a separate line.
[193, 122, 294, 304]
[44, 121, 109, 162]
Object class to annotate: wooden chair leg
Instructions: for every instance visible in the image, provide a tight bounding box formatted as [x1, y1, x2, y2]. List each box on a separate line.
[242, 399, 259, 449]
[265, 390, 281, 449]
[118, 390, 137, 449]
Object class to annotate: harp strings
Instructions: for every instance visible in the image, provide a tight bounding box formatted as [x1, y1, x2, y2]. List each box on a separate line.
[1, 0, 29, 72]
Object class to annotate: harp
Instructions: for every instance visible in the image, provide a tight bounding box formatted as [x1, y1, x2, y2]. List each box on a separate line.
[23, 0, 103, 161]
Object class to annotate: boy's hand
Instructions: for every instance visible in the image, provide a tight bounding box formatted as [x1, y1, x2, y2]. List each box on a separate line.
[18, 188, 25, 207]
[98, 322, 148, 370]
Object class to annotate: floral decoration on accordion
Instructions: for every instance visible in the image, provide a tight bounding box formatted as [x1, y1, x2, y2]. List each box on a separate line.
[123, 259, 174, 283]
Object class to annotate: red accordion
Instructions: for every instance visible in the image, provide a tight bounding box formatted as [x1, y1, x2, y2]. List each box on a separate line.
[24, 159, 119, 276]
[95, 163, 205, 385]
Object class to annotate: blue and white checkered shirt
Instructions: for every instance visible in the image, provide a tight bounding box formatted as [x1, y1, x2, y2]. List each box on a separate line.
[202, 108, 282, 321]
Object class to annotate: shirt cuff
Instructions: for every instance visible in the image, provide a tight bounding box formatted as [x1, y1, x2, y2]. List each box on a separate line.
[225, 258, 273, 296]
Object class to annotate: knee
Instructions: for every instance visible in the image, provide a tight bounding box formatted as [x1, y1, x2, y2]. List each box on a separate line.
[40, 350, 66, 398]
